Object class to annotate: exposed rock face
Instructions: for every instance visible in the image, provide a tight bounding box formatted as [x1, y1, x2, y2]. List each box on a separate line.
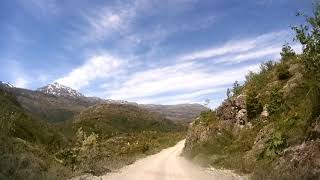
[184, 94, 249, 154]
[245, 124, 275, 162]
[216, 100, 237, 122]
[236, 109, 247, 125]
[234, 94, 246, 109]
[184, 123, 214, 153]
[276, 140, 320, 179]
[216, 94, 248, 127]
[281, 63, 304, 98]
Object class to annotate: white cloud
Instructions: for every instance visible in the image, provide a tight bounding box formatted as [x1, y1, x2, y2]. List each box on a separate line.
[82, 9, 128, 42]
[137, 88, 226, 105]
[70, 0, 212, 50]
[178, 30, 289, 61]
[109, 62, 260, 100]
[14, 77, 28, 88]
[56, 54, 123, 90]
[213, 42, 303, 65]
[214, 46, 282, 64]
[77, 0, 145, 44]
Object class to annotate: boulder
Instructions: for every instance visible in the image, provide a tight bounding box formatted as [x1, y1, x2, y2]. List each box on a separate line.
[234, 94, 246, 109]
[282, 72, 303, 97]
[244, 124, 275, 162]
[260, 105, 269, 119]
[288, 63, 301, 74]
[236, 109, 247, 125]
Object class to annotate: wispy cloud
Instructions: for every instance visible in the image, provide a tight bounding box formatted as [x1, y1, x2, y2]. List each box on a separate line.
[79, 4, 134, 43]
[178, 30, 290, 62]
[68, 0, 213, 52]
[56, 54, 124, 90]
[4, 60, 30, 88]
[137, 88, 226, 105]
[14, 77, 28, 88]
[214, 46, 282, 64]
[109, 62, 260, 101]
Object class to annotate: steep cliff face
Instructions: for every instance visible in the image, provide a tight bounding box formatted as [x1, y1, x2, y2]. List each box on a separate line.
[183, 55, 320, 179]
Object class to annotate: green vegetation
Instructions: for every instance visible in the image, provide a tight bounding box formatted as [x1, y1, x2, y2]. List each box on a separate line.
[0, 89, 185, 179]
[56, 104, 186, 175]
[184, 4, 320, 180]
[0, 88, 70, 180]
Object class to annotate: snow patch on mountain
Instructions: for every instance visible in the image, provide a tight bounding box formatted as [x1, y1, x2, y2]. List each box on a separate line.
[37, 82, 84, 98]
[0, 81, 15, 88]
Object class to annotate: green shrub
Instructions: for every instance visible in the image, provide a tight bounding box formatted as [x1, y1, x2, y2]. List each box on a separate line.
[232, 81, 242, 96]
[276, 63, 292, 80]
[293, 4, 320, 80]
[268, 89, 283, 115]
[142, 143, 150, 153]
[260, 60, 276, 74]
[263, 132, 286, 158]
[246, 91, 263, 119]
[280, 43, 296, 60]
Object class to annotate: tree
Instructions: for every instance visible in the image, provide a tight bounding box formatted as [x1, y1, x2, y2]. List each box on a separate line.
[292, 3, 320, 80]
[280, 43, 296, 60]
[246, 90, 263, 119]
[204, 99, 210, 108]
[232, 81, 241, 95]
[260, 60, 276, 73]
[226, 88, 231, 100]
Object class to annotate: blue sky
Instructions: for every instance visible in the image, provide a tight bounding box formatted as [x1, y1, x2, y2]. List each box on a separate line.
[0, 0, 314, 107]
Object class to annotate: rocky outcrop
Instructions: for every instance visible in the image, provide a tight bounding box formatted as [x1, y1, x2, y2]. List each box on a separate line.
[184, 122, 216, 154]
[216, 94, 248, 129]
[281, 63, 304, 98]
[184, 94, 249, 154]
[275, 140, 320, 179]
[245, 124, 275, 162]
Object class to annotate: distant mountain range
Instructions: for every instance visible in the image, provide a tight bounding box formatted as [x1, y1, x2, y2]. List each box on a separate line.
[0, 81, 186, 179]
[0, 81, 208, 124]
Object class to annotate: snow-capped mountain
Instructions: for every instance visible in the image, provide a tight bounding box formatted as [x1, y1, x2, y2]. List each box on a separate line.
[1, 80, 207, 123]
[0, 81, 14, 88]
[37, 82, 84, 98]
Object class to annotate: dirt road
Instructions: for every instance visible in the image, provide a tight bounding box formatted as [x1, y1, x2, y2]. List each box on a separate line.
[76, 140, 245, 180]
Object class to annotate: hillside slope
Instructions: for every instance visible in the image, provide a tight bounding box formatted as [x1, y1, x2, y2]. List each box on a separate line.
[3, 86, 103, 123]
[0, 88, 185, 179]
[140, 104, 208, 124]
[0, 83, 206, 124]
[0, 88, 70, 180]
[183, 7, 320, 180]
[55, 103, 185, 177]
